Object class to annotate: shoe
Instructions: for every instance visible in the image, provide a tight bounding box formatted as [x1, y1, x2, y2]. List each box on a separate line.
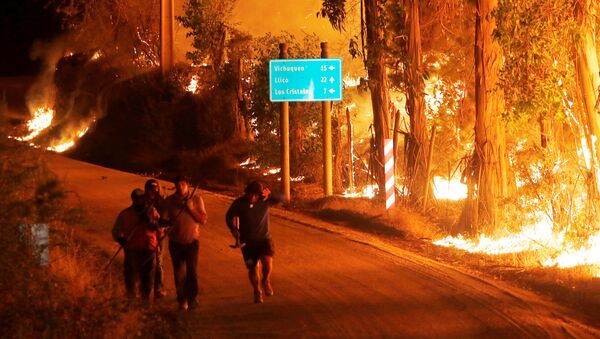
[154, 290, 167, 299]
[262, 281, 274, 297]
[178, 301, 188, 311]
[188, 299, 199, 311]
[254, 291, 263, 304]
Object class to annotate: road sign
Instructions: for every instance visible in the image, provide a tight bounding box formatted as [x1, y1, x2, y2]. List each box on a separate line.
[269, 58, 342, 102]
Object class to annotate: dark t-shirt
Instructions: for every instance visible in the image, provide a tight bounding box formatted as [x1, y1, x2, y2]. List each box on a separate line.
[225, 195, 279, 243]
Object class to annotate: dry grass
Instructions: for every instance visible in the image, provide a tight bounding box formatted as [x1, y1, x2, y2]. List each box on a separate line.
[289, 191, 600, 326]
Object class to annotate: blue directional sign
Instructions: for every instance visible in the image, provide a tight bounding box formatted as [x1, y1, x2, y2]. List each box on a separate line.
[269, 58, 342, 102]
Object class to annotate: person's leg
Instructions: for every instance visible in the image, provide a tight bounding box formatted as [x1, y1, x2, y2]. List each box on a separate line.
[123, 249, 136, 298]
[184, 240, 200, 309]
[242, 242, 262, 303]
[154, 241, 165, 297]
[169, 240, 187, 309]
[138, 249, 155, 300]
[248, 264, 262, 303]
[260, 255, 273, 296]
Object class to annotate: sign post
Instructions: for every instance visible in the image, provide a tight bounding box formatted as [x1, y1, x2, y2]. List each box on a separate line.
[270, 53, 342, 198]
[269, 58, 342, 102]
[279, 43, 291, 202]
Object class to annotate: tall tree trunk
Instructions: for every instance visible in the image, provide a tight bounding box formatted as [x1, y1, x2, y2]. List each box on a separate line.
[405, 0, 429, 207]
[290, 104, 305, 177]
[365, 0, 391, 200]
[333, 110, 344, 193]
[574, 0, 600, 196]
[464, 0, 508, 232]
[234, 58, 249, 140]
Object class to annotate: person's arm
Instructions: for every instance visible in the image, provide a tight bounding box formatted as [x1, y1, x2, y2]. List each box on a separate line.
[111, 212, 127, 247]
[186, 194, 208, 224]
[225, 201, 240, 238]
[262, 187, 282, 206]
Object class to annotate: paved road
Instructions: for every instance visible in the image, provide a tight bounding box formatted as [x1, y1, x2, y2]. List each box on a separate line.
[47, 153, 600, 338]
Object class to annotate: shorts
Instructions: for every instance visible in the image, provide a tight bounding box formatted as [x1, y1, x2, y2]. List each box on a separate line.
[241, 238, 275, 268]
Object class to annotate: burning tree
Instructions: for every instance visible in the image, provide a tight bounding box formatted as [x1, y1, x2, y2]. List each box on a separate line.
[51, 0, 160, 70]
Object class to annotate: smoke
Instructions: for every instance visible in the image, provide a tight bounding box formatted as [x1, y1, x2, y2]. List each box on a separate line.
[26, 39, 65, 115]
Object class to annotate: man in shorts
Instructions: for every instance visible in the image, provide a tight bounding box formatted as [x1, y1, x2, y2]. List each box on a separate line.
[225, 181, 280, 304]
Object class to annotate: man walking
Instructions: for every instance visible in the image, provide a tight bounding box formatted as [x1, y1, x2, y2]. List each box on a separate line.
[112, 188, 159, 301]
[163, 176, 208, 311]
[225, 181, 281, 304]
[144, 179, 167, 299]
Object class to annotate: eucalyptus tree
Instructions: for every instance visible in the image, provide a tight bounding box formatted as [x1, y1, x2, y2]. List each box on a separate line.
[459, 0, 510, 232]
[177, 0, 237, 74]
[321, 0, 391, 201]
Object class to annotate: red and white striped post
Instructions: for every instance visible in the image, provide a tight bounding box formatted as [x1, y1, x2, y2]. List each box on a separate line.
[384, 138, 395, 210]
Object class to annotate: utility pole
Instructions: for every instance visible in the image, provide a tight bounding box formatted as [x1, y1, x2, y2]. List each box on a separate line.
[160, 0, 174, 75]
[279, 43, 291, 201]
[321, 42, 333, 196]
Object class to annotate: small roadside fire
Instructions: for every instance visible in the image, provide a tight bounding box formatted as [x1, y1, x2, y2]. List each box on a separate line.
[14, 107, 54, 142]
[434, 213, 600, 277]
[10, 106, 92, 153]
[187, 75, 199, 94]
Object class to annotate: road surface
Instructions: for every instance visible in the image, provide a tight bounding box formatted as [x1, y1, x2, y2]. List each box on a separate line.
[46, 153, 600, 338]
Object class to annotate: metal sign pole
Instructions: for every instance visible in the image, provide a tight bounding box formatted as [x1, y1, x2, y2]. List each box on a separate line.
[321, 42, 333, 196]
[279, 43, 291, 202]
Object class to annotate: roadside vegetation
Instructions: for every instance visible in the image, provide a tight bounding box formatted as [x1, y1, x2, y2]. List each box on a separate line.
[0, 129, 155, 338]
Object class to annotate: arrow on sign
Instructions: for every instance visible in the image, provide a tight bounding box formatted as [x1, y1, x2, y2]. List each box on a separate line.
[329, 89, 336, 94]
[328, 66, 336, 71]
[329, 77, 335, 84]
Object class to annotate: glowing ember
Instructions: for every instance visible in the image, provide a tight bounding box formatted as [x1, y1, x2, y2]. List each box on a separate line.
[187, 75, 199, 93]
[15, 107, 54, 141]
[263, 168, 281, 176]
[91, 51, 103, 60]
[342, 184, 378, 199]
[433, 176, 468, 200]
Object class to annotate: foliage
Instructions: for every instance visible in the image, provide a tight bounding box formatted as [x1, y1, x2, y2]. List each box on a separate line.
[495, 0, 578, 125]
[246, 33, 323, 178]
[318, 0, 347, 32]
[504, 142, 598, 245]
[51, 0, 160, 71]
[177, 0, 237, 69]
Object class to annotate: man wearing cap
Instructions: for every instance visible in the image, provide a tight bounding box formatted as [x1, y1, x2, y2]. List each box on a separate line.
[163, 176, 208, 311]
[144, 179, 167, 299]
[225, 181, 281, 304]
[112, 188, 160, 301]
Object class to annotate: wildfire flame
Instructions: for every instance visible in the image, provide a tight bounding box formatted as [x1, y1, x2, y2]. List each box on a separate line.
[187, 75, 199, 93]
[433, 176, 468, 200]
[342, 184, 378, 199]
[15, 107, 54, 141]
[434, 213, 600, 277]
[10, 107, 92, 153]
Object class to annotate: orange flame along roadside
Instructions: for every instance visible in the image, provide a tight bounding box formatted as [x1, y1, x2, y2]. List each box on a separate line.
[9, 107, 92, 153]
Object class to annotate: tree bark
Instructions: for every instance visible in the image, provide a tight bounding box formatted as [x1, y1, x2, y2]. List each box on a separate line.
[365, 0, 391, 201]
[465, 0, 508, 232]
[574, 0, 600, 196]
[405, 0, 429, 207]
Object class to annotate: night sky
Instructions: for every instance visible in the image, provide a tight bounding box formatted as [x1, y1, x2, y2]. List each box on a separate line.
[0, 0, 62, 76]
